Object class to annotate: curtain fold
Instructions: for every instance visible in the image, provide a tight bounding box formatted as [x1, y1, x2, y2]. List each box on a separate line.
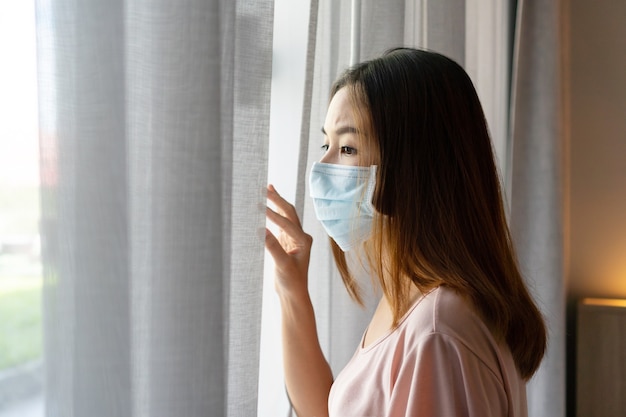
[509, 1, 566, 416]
[226, 2, 274, 415]
[36, 0, 273, 416]
[293, 0, 320, 219]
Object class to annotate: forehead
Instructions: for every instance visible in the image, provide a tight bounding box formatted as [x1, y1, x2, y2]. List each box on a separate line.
[324, 87, 356, 130]
[323, 87, 379, 165]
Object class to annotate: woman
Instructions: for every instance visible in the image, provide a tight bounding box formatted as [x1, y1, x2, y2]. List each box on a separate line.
[265, 48, 546, 417]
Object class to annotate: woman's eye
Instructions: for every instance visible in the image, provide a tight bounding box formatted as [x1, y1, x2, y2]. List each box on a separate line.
[321, 144, 329, 152]
[341, 146, 357, 155]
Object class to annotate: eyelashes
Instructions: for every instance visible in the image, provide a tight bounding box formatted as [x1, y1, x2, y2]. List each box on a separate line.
[341, 146, 356, 155]
[321, 144, 357, 156]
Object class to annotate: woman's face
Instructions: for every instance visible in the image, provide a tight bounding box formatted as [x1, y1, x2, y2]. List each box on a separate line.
[320, 87, 376, 167]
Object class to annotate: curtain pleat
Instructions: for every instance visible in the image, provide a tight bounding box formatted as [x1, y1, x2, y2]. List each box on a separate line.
[359, 1, 406, 61]
[509, 1, 566, 417]
[226, 2, 274, 415]
[294, 0, 319, 219]
[36, 0, 273, 416]
[126, 1, 226, 416]
[423, 0, 466, 64]
[37, 1, 132, 415]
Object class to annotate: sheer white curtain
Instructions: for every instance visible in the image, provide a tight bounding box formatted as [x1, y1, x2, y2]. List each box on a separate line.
[283, 0, 566, 416]
[35, 0, 273, 416]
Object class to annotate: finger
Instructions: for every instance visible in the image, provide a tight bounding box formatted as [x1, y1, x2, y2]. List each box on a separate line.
[266, 206, 305, 240]
[267, 185, 294, 214]
[264, 228, 289, 263]
[267, 185, 302, 227]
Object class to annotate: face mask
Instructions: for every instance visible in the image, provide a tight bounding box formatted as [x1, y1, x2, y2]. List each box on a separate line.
[309, 161, 377, 252]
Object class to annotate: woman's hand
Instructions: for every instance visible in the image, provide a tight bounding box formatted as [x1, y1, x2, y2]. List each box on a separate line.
[265, 185, 333, 417]
[265, 184, 313, 298]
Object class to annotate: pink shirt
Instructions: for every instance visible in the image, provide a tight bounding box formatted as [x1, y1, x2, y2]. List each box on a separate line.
[328, 286, 527, 417]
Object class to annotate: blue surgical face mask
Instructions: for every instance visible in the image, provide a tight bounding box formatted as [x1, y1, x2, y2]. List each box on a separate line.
[309, 161, 377, 252]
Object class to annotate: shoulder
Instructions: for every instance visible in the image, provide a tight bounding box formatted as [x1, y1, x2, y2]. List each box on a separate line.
[388, 287, 526, 416]
[401, 286, 504, 378]
[403, 286, 486, 338]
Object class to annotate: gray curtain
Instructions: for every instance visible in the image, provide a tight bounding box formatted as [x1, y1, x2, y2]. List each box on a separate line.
[509, 1, 566, 416]
[35, 1, 273, 416]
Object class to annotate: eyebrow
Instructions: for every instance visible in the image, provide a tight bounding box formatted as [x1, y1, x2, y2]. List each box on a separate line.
[321, 126, 359, 136]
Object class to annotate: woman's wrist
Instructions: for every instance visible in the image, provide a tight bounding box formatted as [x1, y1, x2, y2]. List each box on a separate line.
[277, 285, 314, 320]
[277, 283, 309, 305]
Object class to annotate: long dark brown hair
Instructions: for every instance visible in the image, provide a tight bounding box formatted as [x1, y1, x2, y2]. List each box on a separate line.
[329, 48, 546, 380]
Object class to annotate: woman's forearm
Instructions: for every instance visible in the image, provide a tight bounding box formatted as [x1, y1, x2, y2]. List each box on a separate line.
[279, 291, 333, 417]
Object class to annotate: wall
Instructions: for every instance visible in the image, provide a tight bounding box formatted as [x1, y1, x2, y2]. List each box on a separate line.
[568, 1, 626, 415]
[569, 0, 626, 299]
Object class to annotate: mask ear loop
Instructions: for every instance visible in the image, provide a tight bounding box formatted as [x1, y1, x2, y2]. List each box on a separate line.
[349, 164, 377, 251]
[350, 165, 379, 300]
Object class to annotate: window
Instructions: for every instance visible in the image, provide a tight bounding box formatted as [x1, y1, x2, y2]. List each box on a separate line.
[0, 2, 44, 416]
